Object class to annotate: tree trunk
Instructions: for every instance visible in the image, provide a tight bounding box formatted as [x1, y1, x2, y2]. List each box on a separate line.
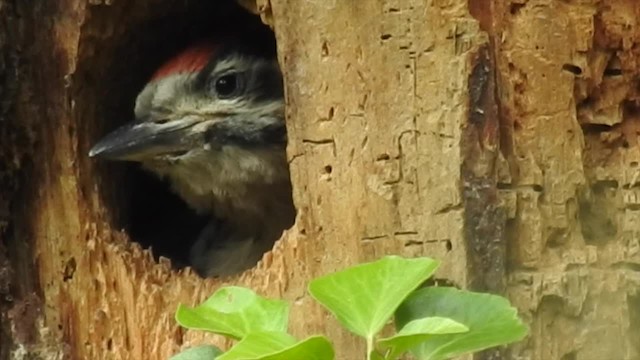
[0, 0, 638, 359]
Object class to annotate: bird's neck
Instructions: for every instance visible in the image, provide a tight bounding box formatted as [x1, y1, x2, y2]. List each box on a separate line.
[143, 145, 294, 229]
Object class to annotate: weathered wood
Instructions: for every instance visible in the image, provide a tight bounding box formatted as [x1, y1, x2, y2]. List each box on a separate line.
[492, 1, 640, 359]
[0, 0, 638, 359]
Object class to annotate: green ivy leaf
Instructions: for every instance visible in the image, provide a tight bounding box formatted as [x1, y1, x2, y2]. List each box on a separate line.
[377, 317, 468, 359]
[217, 332, 334, 360]
[176, 286, 289, 339]
[259, 336, 334, 360]
[394, 287, 528, 360]
[170, 345, 223, 360]
[308, 256, 440, 339]
[217, 331, 296, 359]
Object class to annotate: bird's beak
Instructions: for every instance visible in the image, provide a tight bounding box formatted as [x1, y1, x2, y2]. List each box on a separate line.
[89, 119, 200, 161]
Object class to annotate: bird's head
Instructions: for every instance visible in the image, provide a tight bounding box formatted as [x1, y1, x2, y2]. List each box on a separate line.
[89, 39, 285, 164]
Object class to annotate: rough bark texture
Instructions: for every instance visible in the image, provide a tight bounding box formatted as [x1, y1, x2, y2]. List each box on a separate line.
[491, 1, 640, 359]
[0, 0, 638, 359]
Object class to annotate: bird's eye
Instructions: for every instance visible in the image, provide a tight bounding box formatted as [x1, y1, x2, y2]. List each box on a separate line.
[214, 73, 241, 99]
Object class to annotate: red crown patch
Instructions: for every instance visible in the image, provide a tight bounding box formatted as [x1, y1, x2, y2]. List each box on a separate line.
[151, 42, 217, 81]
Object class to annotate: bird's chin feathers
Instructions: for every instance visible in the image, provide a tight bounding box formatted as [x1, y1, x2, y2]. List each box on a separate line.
[142, 144, 290, 216]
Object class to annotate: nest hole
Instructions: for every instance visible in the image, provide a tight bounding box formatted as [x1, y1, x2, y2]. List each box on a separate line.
[82, 0, 281, 272]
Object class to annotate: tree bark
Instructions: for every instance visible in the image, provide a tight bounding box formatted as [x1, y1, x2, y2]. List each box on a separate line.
[0, 0, 638, 359]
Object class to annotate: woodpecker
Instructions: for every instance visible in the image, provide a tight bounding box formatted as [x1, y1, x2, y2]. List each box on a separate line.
[89, 37, 294, 277]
